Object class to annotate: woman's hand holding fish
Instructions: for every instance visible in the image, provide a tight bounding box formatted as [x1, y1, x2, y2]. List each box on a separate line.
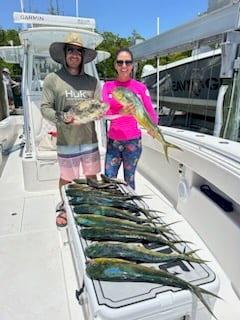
[147, 129, 158, 138]
[96, 111, 105, 120]
[120, 103, 135, 115]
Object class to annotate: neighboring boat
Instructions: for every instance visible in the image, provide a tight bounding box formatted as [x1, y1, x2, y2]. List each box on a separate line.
[141, 47, 222, 134]
[0, 62, 23, 168]
[0, 5, 240, 320]
[132, 1, 240, 142]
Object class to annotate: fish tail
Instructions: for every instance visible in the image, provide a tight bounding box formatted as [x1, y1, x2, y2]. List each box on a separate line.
[163, 142, 183, 162]
[189, 284, 221, 319]
[184, 249, 209, 262]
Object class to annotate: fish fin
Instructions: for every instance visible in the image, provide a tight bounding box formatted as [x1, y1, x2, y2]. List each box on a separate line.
[185, 249, 197, 255]
[100, 173, 128, 185]
[163, 142, 183, 162]
[189, 284, 221, 320]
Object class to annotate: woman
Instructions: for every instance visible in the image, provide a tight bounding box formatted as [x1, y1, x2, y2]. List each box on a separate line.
[102, 47, 158, 190]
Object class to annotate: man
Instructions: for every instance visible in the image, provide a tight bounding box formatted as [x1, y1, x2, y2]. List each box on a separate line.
[41, 32, 102, 227]
[2, 67, 19, 112]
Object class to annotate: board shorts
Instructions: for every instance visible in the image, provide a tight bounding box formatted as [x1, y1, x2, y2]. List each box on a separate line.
[57, 143, 101, 181]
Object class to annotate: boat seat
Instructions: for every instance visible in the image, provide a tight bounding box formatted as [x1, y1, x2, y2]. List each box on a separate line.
[30, 97, 57, 160]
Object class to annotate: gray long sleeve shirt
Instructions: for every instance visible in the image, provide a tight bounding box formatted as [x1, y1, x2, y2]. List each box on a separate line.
[41, 68, 101, 146]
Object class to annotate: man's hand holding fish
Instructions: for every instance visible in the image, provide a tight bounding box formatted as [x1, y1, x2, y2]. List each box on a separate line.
[63, 115, 80, 125]
[62, 99, 108, 125]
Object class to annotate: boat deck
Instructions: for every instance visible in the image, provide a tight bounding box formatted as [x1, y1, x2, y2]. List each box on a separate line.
[0, 122, 240, 320]
[0, 126, 80, 319]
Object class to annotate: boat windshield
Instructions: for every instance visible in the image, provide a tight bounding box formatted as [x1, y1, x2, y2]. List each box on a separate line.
[31, 53, 100, 92]
[31, 55, 61, 91]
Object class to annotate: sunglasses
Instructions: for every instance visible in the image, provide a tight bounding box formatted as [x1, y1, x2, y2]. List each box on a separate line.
[66, 46, 83, 55]
[116, 60, 133, 66]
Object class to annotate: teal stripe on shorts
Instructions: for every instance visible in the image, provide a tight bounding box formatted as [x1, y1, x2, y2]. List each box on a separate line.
[57, 143, 99, 155]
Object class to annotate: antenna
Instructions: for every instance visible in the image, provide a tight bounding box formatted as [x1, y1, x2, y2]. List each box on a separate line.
[56, 0, 59, 15]
[20, 0, 25, 12]
[76, 0, 79, 17]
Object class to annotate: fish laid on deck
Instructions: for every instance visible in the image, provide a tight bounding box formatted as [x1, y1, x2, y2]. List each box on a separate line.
[67, 192, 147, 203]
[73, 204, 155, 224]
[75, 214, 173, 235]
[80, 226, 187, 253]
[112, 87, 182, 161]
[66, 187, 147, 200]
[73, 174, 128, 188]
[68, 197, 163, 219]
[86, 258, 220, 319]
[85, 242, 207, 264]
[69, 196, 157, 216]
[67, 184, 124, 196]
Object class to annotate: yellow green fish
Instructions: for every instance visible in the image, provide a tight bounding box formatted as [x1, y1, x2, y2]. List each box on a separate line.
[86, 258, 220, 319]
[62, 99, 108, 123]
[112, 87, 182, 161]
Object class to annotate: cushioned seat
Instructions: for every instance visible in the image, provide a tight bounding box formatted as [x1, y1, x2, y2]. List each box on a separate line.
[36, 149, 58, 160]
[30, 96, 57, 159]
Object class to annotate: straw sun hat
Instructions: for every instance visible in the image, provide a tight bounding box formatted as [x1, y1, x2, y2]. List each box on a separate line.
[49, 32, 97, 64]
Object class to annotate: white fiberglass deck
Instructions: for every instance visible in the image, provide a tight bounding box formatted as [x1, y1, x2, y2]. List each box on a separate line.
[0, 129, 240, 320]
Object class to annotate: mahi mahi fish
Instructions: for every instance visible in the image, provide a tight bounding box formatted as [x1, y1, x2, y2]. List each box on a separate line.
[112, 87, 182, 161]
[86, 258, 220, 319]
[61, 99, 109, 123]
[85, 242, 207, 264]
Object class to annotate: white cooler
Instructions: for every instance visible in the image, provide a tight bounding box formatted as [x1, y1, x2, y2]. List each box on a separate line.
[63, 184, 220, 320]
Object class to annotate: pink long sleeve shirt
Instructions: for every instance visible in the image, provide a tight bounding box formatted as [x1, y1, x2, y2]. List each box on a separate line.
[102, 79, 158, 140]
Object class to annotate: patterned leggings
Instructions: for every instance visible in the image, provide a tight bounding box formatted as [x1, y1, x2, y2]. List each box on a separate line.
[104, 137, 142, 190]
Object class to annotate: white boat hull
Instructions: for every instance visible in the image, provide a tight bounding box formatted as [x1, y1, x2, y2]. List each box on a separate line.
[138, 127, 240, 298]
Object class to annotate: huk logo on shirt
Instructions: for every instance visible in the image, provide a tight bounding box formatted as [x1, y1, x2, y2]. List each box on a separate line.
[65, 89, 88, 99]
